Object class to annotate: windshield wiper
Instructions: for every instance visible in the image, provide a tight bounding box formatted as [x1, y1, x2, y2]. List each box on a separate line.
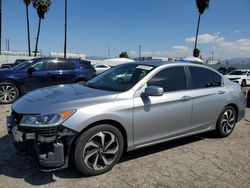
[86, 83, 100, 90]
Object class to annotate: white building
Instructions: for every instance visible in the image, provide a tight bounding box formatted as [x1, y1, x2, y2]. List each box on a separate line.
[49, 52, 86, 60]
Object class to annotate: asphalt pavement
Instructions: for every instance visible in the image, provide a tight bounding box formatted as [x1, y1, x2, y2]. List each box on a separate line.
[0, 104, 250, 188]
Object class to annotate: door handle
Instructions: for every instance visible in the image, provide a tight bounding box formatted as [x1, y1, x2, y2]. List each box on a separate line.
[181, 96, 191, 102]
[218, 90, 225, 94]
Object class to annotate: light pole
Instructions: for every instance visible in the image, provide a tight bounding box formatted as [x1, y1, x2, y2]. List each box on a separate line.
[138, 45, 142, 61]
[108, 46, 110, 59]
[64, 0, 67, 58]
[0, 0, 2, 55]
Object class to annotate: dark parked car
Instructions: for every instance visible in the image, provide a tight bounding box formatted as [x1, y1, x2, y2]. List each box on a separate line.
[217, 67, 227, 75]
[217, 66, 236, 75]
[0, 58, 96, 104]
[0, 59, 27, 69]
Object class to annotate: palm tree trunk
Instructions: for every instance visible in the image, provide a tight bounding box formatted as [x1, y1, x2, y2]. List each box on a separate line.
[0, 0, 2, 55]
[25, 4, 31, 56]
[34, 17, 41, 57]
[64, 0, 67, 58]
[194, 13, 201, 52]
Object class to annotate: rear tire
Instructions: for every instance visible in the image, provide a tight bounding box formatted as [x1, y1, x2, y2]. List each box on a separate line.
[74, 124, 124, 176]
[0, 82, 20, 104]
[215, 106, 237, 138]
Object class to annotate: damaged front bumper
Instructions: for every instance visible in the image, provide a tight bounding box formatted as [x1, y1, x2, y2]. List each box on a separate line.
[6, 115, 77, 171]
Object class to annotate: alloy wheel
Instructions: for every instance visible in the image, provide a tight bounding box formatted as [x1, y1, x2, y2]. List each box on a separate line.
[83, 131, 119, 171]
[0, 85, 18, 103]
[220, 109, 236, 134]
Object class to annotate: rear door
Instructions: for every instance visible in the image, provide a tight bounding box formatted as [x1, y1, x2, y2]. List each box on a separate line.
[188, 66, 226, 132]
[133, 66, 192, 146]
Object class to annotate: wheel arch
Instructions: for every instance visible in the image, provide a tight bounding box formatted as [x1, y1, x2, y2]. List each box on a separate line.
[69, 119, 128, 160]
[225, 103, 239, 120]
[0, 80, 22, 94]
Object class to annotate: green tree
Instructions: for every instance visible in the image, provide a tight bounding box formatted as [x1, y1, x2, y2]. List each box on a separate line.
[193, 0, 209, 57]
[32, 0, 51, 57]
[119, 52, 129, 58]
[23, 0, 32, 56]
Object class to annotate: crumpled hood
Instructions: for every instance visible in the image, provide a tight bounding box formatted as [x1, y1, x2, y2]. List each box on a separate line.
[12, 84, 119, 114]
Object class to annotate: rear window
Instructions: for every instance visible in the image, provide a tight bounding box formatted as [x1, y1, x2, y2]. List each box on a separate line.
[57, 61, 76, 70]
[189, 67, 221, 89]
[80, 60, 94, 69]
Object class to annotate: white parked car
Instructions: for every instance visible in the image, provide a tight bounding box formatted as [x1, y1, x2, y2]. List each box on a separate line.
[93, 64, 111, 74]
[225, 69, 250, 87]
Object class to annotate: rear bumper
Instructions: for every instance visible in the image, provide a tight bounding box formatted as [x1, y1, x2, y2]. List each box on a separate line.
[7, 116, 77, 171]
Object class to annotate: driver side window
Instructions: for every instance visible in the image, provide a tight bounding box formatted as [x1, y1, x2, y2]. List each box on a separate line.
[31, 61, 45, 71]
[147, 66, 187, 92]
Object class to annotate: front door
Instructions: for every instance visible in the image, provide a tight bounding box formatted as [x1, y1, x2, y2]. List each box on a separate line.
[133, 66, 192, 147]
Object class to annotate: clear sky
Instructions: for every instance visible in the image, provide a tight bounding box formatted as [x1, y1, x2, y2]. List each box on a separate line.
[2, 0, 250, 60]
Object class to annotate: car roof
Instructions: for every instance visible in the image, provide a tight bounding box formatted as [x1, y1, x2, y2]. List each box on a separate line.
[232, 69, 250, 71]
[132, 60, 206, 68]
[28, 57, 87, 62]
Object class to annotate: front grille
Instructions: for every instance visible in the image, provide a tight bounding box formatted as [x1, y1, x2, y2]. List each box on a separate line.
[18, 126, 59, 137]
[11, 110, 23, 125]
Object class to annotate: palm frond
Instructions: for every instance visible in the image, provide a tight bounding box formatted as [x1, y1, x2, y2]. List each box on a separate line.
[23, 0, 31, 6]
[196, 0, 209, 14]
[32, 0, 51, 19]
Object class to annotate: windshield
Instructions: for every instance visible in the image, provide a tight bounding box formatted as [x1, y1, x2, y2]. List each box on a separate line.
[229, 70, 247, 75]
[86, 63, 155, 92]
[14, 60, 33, 70]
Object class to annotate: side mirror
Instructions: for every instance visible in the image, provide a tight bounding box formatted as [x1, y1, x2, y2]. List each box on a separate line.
[27, 67, 35, 74]
[142, 86, 164, 97]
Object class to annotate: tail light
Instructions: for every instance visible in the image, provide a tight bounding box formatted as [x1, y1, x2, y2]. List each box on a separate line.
[241, 87, 247, 97]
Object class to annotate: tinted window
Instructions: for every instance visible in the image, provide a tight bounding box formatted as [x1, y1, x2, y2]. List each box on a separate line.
[148, 67, 187, 92]
[80, 61, 94, 69]
[57, 61, 75, 70]
[189, 67, 216, 89]
[212, 72, 222, 87]
[31, 61, 45, 71]
[45, 61, 57, 70]
[229, 70, 247, 75]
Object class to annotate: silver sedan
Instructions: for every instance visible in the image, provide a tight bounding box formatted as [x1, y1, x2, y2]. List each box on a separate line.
[7, 61, 246, 176]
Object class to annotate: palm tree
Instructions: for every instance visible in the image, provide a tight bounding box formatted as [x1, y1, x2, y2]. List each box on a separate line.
[32, 0, 51, 56]
[193, 0, 209, 57]
[64, 0, 67, 58]
[23, 0, 32, 56]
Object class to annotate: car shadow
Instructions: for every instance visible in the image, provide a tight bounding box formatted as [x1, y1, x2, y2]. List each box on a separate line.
[0, 132, 212, 186]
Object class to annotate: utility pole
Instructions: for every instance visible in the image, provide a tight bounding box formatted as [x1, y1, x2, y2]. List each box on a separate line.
[138, 45, 142, 61]
[211, 51, 214, 63]
[0, 0, 2, 55]
[108, 46, 110, 59]
[64, 0, 67, 58]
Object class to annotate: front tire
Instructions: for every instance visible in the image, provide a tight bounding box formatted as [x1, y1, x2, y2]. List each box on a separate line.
[215, 106, 237, 137]
[74, 124, 124, 176]
[0, 82, 19, 104]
